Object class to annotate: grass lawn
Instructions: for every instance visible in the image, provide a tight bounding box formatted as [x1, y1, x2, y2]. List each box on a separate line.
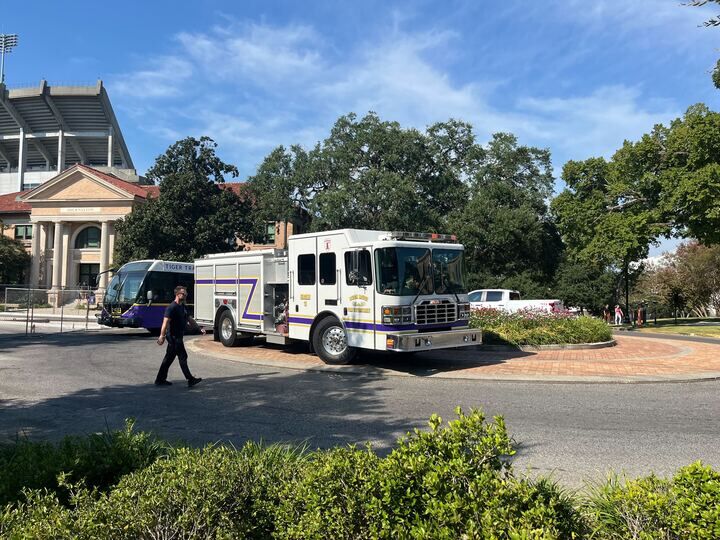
[633, 317, 720, 337]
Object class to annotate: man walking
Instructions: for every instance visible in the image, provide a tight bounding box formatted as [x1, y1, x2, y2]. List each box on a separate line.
[155, 285, 205, 387]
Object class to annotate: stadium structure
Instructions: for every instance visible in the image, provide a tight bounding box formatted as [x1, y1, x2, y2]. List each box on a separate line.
[0, 80, 137, 195]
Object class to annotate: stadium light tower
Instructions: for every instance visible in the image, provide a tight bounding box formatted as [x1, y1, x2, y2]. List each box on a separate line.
[0, 33, 19, 84]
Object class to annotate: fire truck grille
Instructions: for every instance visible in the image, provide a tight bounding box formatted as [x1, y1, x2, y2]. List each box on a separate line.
[415, 301, 457, 325]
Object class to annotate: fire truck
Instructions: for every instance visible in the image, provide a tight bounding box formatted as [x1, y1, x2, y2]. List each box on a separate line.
[193, 229, 480, 364]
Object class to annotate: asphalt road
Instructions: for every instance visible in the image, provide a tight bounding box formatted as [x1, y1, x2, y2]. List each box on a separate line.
[1, 322, 718, 487]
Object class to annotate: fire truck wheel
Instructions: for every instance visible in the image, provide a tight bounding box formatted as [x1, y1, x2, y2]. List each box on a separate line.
[313, 317, 357, 364]
[218, 311, 237, 347]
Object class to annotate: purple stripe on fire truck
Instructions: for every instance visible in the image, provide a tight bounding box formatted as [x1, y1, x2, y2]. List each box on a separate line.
[197, 278, 262, 320]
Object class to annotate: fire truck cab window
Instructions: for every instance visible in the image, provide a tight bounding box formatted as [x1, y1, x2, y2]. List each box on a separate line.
[345, 250, 372, 286]
[298, 254, 315, 285]
[319, 253, 336, 285]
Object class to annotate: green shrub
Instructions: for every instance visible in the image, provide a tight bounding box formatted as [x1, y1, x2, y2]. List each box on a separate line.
[584, 462, 720, 539]
[87, 442, 307, 540]
[275, 445, 380, 539]
[2, 417, 718, 539]
[669, 462, 720, 539]
[368, 408, 585, 539]
[0, 489, 76, 539]
[0, 419, 169, 506]
[470, 308, 612, 346]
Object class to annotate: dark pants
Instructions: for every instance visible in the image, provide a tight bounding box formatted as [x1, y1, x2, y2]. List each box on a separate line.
[156, 336, 193, 382]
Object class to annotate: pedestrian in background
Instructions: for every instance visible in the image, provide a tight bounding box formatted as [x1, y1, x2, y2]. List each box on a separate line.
[603, 304, 610, 324]
[155, 285, 205, 387]
[614, 304, 624, 325]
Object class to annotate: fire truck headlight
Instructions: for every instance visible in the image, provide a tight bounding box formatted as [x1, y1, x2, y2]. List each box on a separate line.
[382, 305, 412, 325]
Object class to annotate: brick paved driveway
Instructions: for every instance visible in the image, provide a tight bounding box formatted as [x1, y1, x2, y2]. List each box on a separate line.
[188, 334, 720, 382]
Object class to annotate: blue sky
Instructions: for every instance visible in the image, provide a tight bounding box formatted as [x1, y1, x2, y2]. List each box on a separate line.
[4, 1, 719, 254]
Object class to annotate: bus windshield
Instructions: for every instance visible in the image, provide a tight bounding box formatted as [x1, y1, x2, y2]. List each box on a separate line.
[104, 262, 152, 306]
[375, 247, 464, 296]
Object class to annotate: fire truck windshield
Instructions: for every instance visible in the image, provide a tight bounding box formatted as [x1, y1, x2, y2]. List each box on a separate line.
[375, 247, 465, 296]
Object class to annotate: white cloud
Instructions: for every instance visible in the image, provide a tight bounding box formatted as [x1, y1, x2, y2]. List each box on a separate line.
[517, 86, 680, 161]
[557, 0, 717, 49]
[176, 23, 324, 87]
[112, 56, 193, 98]
[109, 18, 685, 180]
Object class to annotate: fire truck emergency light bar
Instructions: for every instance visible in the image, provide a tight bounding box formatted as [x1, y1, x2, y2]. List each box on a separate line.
[379, 231, 458, 243]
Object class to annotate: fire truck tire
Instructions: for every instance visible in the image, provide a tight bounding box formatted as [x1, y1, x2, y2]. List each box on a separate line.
[218, 311, 238, 347]
[313, 317, 357, 365]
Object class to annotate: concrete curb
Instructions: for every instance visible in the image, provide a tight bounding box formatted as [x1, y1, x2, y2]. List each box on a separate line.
[185, 338, 720, 384]
[0, 313, 96, 323]
[483, 339, 616, 352]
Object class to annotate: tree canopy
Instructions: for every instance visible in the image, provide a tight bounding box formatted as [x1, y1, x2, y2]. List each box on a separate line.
[248, 113, 561, 293]
[113, 137, 253, 266]
[0, 224, 30, 284]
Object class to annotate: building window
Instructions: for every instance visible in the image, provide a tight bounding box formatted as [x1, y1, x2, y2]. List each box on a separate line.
[266, 222, 276, 244]
[75, 226, 101, 249]
[78, 264, 100, 288]
[14, 225, 32, 240]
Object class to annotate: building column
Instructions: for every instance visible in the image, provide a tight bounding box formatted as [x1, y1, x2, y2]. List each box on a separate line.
[51, 222, 64, 289]
[61, 225, 71, 288]
[29, 222, 41, 287]
[107, 126, 114, 166]
[57, 130, 65, 172]
[17, 128, 25, 191]
[99, 221, 110, 291]
[39, 223, 49, 287]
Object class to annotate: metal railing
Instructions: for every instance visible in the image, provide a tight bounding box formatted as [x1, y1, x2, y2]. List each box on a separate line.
[1, 285, 100, 334]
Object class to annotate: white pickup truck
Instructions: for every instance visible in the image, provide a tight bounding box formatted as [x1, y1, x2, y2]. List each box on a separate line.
[468, 289, 564, 313]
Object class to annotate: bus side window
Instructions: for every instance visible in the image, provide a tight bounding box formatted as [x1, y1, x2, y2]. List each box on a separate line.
[147, 271, 177, 303]
[178, 273, 195, 303]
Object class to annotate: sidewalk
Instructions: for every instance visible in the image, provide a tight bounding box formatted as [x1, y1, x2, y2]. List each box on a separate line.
[186, 334, 720, 383]
[0, 310, 98, 323]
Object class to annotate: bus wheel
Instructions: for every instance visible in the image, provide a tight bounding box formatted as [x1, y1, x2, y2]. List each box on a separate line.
[312, 317, 357, 365]
[218, 311, 237, 347]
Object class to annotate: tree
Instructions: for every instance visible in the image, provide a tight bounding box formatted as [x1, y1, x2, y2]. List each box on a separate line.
[146, 136, 239, 184]
[114, 137, 254, 265]
[250, 113, 562, 294]
[552, 257, 615, 314]
[684, 1, 720, 87]
[451, 133, 562, 291]
[0, 224, 30, 283]
[667, 241, 720, 316]
[248, 113, 474, 233]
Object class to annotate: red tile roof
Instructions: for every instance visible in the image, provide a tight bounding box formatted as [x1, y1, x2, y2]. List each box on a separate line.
[76, 164, 155, 198]
[3, 165, 247, 214]
[0, 190, 31, 214]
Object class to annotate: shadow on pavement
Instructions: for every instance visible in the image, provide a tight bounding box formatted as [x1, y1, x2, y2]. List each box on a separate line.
[0, 329, 150, 352]
[0, 367, 414, 454]
[234, 339, 530, 375]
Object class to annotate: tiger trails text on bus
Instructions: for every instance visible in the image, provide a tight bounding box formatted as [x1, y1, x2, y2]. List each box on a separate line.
[98, 260, 194, 333]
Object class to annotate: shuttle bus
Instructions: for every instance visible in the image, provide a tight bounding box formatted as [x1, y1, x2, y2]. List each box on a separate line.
[98, 260, 194, 333]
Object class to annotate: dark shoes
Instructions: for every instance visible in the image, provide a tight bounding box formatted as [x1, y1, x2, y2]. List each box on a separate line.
[155, 378, 202, 387]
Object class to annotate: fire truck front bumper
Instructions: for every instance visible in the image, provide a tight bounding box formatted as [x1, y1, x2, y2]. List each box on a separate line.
[385, 328, 481, 352]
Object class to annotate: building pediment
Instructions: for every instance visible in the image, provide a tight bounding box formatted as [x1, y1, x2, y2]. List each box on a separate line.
[20, 165, 138, 203]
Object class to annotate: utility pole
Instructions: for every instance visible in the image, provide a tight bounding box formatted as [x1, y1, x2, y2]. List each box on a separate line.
[0, 34, 19, 84]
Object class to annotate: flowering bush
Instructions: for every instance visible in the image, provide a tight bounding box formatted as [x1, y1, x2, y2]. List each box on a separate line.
[469, 307, 612, 346]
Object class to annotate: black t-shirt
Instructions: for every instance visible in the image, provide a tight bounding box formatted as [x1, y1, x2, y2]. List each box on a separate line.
[164, 301, 188, 338]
